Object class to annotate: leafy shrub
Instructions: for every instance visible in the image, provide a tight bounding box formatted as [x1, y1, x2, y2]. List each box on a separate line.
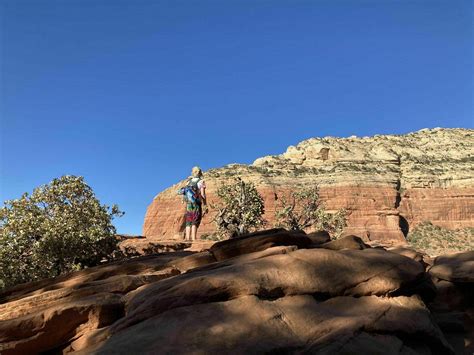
[0, 175, 124, 289]
[212, 177, 265, 238]
[316, 208, 348, 239]
[275, 185, 347, 238]
[407, 221, 474, 256]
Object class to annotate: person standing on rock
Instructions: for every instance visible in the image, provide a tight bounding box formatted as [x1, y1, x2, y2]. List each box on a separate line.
[179, 166, 208, 241]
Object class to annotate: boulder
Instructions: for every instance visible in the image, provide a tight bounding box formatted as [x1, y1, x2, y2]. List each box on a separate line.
[167, 250, 217, 272]
[0, 252, 188, 304]
[427, 251, 474, 354]
[388, 246, 426, 263]
[0, 293, 124, 355]
[428, 251, 474, 312]
[0, 255, 182, 354]
[320, 235, 370, 251]
[209, 228, 312, 261]
[429, 251, 474, 283]
[119, 238, 191, 256]
[307, 230, 331, 244]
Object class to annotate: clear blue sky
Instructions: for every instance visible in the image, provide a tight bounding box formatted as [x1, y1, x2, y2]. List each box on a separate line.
[1, 0, 472, 234]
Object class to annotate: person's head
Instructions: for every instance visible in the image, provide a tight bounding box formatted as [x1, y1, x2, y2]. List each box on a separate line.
[191, 166, 203, 178]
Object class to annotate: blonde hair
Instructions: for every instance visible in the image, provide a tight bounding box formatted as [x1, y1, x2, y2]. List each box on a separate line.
[191, 166, 203, 178]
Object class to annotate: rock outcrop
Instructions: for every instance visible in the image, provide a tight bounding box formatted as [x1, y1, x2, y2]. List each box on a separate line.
[428, 251, 474, 354]
[1, 229, 472, 354]
[143, 128, 474, 242]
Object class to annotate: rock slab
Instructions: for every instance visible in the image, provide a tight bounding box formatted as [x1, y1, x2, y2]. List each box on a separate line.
[0, 229, 468, 354]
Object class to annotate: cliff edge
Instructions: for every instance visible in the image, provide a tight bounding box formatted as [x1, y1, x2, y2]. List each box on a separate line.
[143, 128, 474, 242]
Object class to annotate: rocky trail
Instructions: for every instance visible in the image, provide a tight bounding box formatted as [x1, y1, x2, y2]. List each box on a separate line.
[0, 229, 472, 354]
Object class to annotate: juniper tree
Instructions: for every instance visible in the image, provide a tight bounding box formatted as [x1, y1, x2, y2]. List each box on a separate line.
[212, 177, 265, 238]
[275, 185, 347, 238]
[0, 175, 124, 289]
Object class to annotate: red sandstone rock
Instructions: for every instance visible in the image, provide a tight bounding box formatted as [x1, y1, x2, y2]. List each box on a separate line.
[319, 235, 369, 250]
[209, 228, 311, 261]
[0, 228, 465, 354]
[143, 129, 474, 243]
[307, 230, 331, 244]
[427, 251, 474, 354]
[143, 184, 408, 242]
[429, 251, 474, 283]
[96, 295, 453, 355]
[167, 250, 217, 272]
[119, 238, 191, 256]
[399, 188, 474, 230]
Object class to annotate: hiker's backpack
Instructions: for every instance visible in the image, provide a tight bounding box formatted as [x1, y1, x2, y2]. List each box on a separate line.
[177, 178, 201, 204]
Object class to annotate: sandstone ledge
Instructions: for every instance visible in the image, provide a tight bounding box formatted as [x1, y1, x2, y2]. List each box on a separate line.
[2, 229, 472, 354]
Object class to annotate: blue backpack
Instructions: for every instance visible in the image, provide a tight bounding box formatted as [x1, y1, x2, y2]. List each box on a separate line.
[178, 178, 201, 204]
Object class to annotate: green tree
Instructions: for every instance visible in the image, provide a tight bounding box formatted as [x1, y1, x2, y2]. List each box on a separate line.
[275, 185, 347, 238]
[213, 177, 265, 238]
[0, 175, 124, 289]
[317, 208, 348, 238]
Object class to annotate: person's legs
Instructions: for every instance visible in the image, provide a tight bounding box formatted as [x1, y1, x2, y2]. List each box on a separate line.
[190, 202, 202, 241]
[191, 225, 197, 241]
[184, 202, 193, 241]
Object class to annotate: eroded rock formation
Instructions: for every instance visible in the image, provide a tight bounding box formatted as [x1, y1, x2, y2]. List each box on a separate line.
[1, 229, 472, 354]
[143, 128, 474, 242]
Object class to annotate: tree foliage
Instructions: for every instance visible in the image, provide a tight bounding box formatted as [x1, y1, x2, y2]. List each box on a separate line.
[212, 177, 265, 238]
[275, 185, 347, 238]
[316, 208, 348, 238]
[0, 175, 124, 289]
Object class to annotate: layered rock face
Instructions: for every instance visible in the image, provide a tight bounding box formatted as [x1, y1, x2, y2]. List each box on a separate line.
[2, 229, 472, 354]
[143, 128, 474, 242]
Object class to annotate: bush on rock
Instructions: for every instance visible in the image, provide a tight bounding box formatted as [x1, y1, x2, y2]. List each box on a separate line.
[212, 177, 265, 239]
[274, 185, 347, 238]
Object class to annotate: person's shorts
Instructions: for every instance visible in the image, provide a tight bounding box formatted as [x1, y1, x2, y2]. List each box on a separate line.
[185, 202, 202, 227]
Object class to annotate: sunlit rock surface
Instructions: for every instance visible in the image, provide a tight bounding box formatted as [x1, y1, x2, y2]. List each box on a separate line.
[143, 128, 474, 242]
[1, 229, 472, 354]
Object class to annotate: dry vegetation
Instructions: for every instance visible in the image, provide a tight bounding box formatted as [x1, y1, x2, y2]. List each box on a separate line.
[407, 221, 474, 256]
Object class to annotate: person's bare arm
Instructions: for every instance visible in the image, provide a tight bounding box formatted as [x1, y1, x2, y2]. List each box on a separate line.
[200, 186, 207, 205]
[200, 185, 208, 214]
